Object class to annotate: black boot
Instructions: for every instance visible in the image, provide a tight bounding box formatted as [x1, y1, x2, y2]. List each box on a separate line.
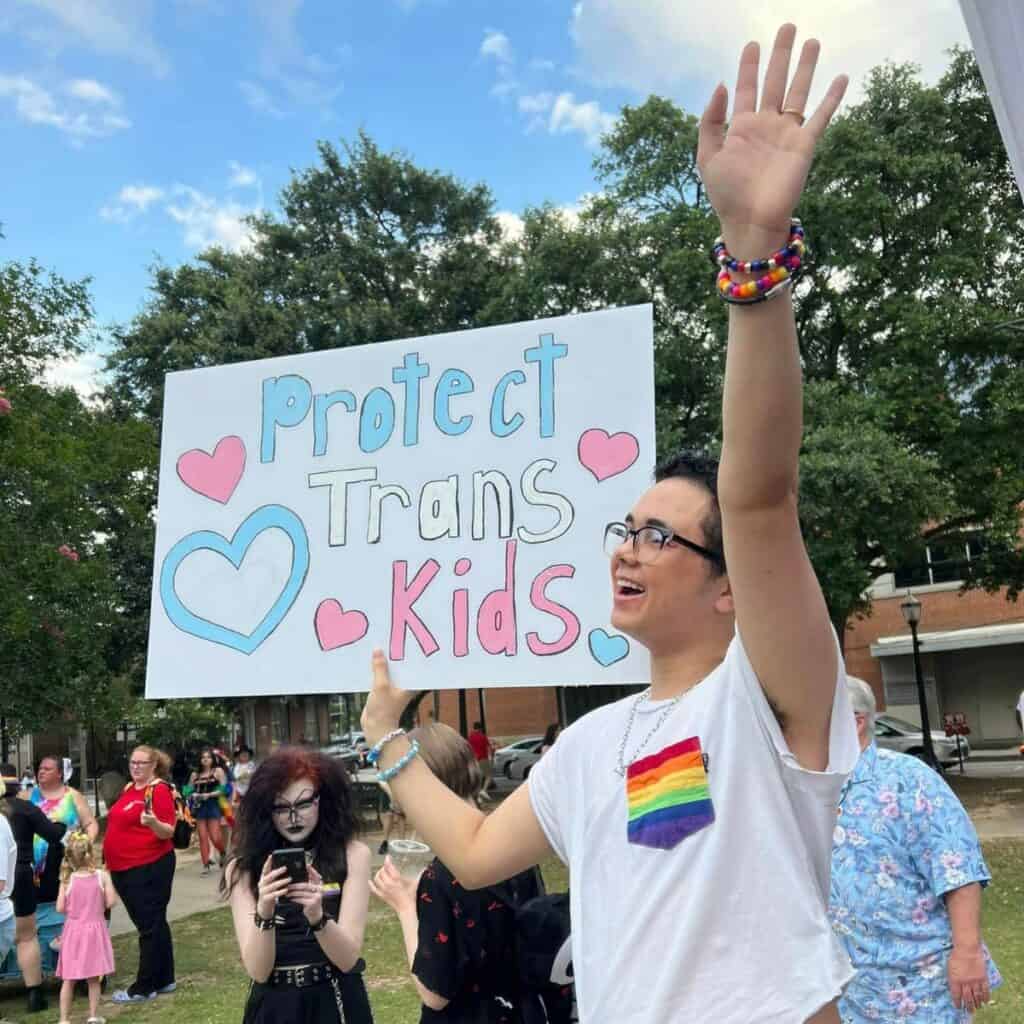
[26, 986, 48, 1013]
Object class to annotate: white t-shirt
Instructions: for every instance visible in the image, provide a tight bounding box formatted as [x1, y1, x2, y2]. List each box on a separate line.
[0, 814, 15, 924]
[529, 632, 859, 1024]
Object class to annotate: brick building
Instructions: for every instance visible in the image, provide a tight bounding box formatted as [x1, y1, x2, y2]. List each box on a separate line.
[846, 567, 1024, 748]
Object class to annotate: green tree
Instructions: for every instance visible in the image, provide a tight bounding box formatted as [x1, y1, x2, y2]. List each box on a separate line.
[0, 242, 151, 735]
[131, 698, 235, 753]
[491, 54, 1022, 633]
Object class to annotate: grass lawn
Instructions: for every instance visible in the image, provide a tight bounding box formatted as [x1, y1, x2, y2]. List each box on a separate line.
[0, 845, 1015, 1023]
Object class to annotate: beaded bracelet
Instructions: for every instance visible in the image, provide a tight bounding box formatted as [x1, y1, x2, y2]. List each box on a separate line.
[712, 218, 806, 305]
[367, 728, 406, 766]
[253, 910, 276, 931]
[378, 739, 421, 784]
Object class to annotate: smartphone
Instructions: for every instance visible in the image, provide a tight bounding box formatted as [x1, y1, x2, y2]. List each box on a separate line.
[272, 847, 308, 884]
[143, 790, 153, 815]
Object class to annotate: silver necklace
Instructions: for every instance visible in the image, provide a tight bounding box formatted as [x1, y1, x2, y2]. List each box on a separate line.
[615, 688, 684, 777]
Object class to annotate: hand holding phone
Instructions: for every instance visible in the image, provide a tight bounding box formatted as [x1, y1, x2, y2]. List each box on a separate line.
[271, 847, 308, 884]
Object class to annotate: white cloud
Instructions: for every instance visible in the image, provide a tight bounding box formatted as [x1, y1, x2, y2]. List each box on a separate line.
[165, 186, 258, 252]
[0, 74, 130, 142]
[238, 79, 285, 117]
[569, 1, 971, 106]
[121, 184, 164, 210]
[249, 0, 342, 111]
[481, 29, 513, 65]
[522, 91, 615, 147]
[100, 183, 164, 221]
[67, 78, 118, 104]
[495, 211, 526, 242]
[518, 92, 554, 115]
[18, 0, 170, 76]
[100, 179, 261, 252]
[44, 351, 106, 401]
[228, 161, 259, 188]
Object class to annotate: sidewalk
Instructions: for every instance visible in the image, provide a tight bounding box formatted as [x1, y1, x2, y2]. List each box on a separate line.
[970, 746, 1022, 762]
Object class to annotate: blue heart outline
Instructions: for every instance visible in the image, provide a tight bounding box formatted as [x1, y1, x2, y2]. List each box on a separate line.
[588, 628, 630, 667]
[159, 504, 310, 655]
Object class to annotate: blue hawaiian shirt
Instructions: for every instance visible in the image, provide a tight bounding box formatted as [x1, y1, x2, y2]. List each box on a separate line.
[830, 744, 1001, 1023]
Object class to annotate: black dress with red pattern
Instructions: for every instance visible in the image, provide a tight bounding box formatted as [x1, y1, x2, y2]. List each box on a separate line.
[412, 859, 542, 1024]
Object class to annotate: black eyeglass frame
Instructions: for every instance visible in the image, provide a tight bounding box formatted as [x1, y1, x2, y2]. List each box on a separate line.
[604, 521, 724, 569]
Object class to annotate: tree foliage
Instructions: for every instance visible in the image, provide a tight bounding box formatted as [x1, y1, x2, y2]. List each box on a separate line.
[0, 245, 152, 735]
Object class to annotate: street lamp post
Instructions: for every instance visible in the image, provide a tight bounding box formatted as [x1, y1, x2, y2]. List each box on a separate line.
[899, 591, 942, 772]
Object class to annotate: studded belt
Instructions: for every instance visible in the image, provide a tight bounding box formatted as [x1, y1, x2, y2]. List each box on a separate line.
[268, 963, 336, 988]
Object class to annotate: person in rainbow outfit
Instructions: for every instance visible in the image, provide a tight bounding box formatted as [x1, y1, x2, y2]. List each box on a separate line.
[359, 23, 862, 1024]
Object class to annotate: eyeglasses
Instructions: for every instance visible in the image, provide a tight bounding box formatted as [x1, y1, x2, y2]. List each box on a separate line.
[272, 795, 319, 820]
[604, 521, 723, 568]
[129, 760, 152, 768]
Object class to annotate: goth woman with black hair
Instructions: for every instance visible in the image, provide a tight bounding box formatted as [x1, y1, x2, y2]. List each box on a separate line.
[223, 746, 373, 1024]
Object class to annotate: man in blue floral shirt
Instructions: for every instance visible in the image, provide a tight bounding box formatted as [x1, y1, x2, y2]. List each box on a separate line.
[830, 677, 1001, 1022]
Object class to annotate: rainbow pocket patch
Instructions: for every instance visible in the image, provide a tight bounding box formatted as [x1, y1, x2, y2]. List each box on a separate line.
[626, 736, 715, 850]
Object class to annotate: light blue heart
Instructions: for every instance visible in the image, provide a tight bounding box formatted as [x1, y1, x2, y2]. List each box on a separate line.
[159, 504, 310, 655]
[588, 628, 629, 667]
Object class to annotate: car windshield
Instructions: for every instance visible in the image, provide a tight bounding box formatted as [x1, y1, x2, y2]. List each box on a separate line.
[878, 715, 922, 734]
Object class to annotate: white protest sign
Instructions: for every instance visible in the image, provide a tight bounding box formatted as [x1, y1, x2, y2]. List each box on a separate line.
[959, 0, 1024, 203]
[146, 305, 655, 698]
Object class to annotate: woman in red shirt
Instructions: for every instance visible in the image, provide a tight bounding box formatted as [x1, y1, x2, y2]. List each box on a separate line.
[103, 745, 177, 1004]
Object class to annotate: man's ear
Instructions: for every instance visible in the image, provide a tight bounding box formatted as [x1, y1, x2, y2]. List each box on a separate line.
[713, 574, 734, 616]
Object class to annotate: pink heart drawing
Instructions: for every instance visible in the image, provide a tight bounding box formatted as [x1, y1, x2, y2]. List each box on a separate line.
[578, 428, 640, 482]
[176, 436, 246, 504]
[315, 599, 369, 651]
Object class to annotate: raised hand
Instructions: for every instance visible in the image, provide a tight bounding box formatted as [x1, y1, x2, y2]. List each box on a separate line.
[361, 649, 413, 746]
[697, 24, 848, 259]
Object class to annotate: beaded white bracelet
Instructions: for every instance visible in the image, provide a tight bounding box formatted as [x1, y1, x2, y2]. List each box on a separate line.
[378, 739, 420, 784]
[366, 728, 406, 766]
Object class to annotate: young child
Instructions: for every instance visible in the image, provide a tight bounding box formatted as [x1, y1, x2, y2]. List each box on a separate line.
[55, 830, 117, 1024]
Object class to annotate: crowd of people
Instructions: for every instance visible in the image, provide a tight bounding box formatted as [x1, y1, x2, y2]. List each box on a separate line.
[0, 22, 1012, 1024]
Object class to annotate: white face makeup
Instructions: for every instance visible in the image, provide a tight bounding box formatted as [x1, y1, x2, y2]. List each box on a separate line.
[271, 777, 320, 843]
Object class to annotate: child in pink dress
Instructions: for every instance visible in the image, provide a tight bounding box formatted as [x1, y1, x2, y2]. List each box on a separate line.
[55, 830, 117, 1024]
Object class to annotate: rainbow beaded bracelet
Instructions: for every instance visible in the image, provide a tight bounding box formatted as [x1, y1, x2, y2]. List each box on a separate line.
[712, 219, 806, 305]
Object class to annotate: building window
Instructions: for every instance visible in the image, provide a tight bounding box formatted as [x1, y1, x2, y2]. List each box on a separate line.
[328, 694, 366, 741]
[304, 697, 321, 746]
[893, 531, 987, 589]
[270, 701, 288, 747]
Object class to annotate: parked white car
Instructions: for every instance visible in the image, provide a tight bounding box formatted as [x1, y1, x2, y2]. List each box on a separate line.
[494, 736, 544, 781]
[874, 714, 971, 766]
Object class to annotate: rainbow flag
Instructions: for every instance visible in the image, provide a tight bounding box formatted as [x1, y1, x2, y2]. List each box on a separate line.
[626, 736, 714, 849]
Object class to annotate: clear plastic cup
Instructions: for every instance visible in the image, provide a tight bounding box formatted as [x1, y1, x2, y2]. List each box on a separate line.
[388, 839, 432, 879]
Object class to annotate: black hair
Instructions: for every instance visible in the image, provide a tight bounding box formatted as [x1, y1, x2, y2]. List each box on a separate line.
[653, 450, 726, 575]
[222, 746, 359, 901]
[472, 721, 483, 731]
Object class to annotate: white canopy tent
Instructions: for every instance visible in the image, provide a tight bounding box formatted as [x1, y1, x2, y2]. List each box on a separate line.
[960, 0, 1024, 202]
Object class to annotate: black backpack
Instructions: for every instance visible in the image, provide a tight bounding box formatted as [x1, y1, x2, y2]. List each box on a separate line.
[514, 891, 576, 1024]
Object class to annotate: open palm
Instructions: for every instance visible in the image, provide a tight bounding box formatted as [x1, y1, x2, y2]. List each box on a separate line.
[697, 25, 848, 252]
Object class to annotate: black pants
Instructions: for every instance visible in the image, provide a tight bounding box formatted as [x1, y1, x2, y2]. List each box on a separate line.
[111, 852, 175, 996]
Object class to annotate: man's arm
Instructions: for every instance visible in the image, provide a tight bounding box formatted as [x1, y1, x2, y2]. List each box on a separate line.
[945, 883, 991, 1010]
[697, 25, 849, 770]
[362, 652, 553, 889]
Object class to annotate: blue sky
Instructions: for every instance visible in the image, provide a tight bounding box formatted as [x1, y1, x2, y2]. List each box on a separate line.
[0, 1, 972, 392]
